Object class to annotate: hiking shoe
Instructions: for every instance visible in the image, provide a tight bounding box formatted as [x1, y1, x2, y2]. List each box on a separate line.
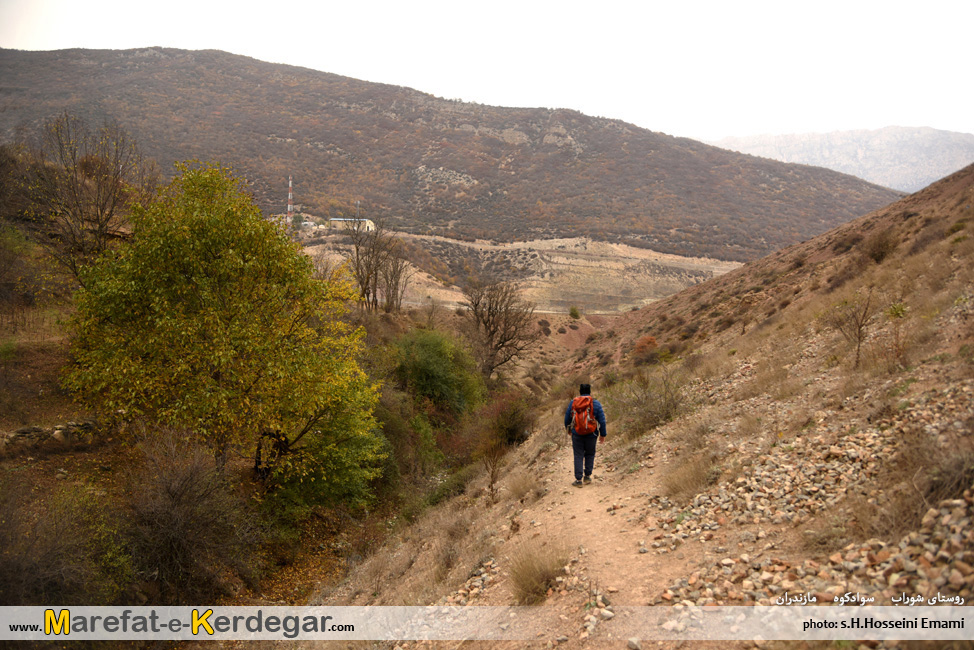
[572, 479, 583, 487]
[583, 476, 592, 483]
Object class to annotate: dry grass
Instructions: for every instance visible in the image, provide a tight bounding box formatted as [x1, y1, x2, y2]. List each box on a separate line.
[335, 496, 495, 606]
[734, 360, 802, 401]
[507, 537, 571, 605]
[802, 515, 852, 553]
[506, 470, 544, 503]
[845, 429, 974, 543]
[662, 451, 720, 505]
[735, 413, 762, 439]
[689, 349, 737, 383]
[0, 304, 70, 344]
[667, 416, 717, 454]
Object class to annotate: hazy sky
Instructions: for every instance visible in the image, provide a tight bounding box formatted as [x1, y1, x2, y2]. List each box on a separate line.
[1, 0, 970, 141]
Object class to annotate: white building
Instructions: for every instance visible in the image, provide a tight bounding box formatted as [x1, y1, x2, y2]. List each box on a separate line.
[327, 218, 376, 232]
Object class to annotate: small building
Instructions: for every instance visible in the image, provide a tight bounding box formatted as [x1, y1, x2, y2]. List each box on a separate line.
[327, 218, 376, 232]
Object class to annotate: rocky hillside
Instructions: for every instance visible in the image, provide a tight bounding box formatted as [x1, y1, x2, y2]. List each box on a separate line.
[0, 47, 901, 261]
[314, 165, 973, 646]
[713, 126, 974, 193]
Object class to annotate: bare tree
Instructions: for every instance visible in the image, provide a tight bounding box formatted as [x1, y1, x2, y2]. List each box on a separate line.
[826, 289, 875, 368]
[341, 216, 412, 312]
[28, 112, 157, 285]
[343, 217, 386, 311]
[422, 296, 440, 330]
[311, 250, 340, 282]
[462, 277, 540, 379]
[380, 240, 414, 313]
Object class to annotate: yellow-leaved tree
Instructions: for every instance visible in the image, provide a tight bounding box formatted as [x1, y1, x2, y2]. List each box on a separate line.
[65, 162, 384, 506]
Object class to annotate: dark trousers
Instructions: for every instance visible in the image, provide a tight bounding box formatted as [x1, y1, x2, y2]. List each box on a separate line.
[572, 433, 598, 480]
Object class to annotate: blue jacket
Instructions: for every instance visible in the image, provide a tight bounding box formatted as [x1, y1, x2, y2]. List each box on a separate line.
[565, 397, 607, 437]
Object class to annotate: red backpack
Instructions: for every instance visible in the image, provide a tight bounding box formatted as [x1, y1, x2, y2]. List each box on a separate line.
[571, 396, 598, 435]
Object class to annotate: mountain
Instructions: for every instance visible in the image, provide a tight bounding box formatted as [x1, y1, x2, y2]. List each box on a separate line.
[0, 47, 901, 261]
[712, 126, 974, 193]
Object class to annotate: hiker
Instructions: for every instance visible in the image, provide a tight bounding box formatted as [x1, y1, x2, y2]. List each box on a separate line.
[564, 383, 607, 486]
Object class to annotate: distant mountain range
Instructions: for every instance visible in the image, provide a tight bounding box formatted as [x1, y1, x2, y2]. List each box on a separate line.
[711, 127, 974, 193]
[0, 47, 902, 262]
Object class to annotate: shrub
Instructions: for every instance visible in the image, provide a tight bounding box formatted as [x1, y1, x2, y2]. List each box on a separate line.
[908, 225, 943, 256]
[480, 389, 538, 447]
[471, 389, 537, 502]
[0, 478, 132, 605]
[481, 437, 505, 504]
[632, 335, 660, 365]
[569, 306, 580, 319]
[425, 464, 479, 508]
[824, 290, 875, 368]
[945, 221, 967, 236]
[832, 232, 863, 254]
[848, 429, 974, 542]
[611, 366, 688, 439]
[678, 323, 700, 340]
[863, 229, 898, 264]
[128, 433, 261, 604]
[394, 328, 485, 418]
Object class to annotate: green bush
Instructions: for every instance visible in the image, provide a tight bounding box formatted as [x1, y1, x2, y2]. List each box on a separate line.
[394, 329, 485, 418]
[569, 306, 581, 319]
[945, 220, 967, 236]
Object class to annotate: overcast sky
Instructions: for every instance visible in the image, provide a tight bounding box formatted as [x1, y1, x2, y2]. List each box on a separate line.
[1, 0, 970, 141]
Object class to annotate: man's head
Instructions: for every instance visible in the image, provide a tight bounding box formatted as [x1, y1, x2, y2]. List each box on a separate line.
[579, 383, 591, 396]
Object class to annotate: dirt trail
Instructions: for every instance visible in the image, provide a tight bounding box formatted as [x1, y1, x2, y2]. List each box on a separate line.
[532, 443, 684, 605]
[459, 427, 753, 649]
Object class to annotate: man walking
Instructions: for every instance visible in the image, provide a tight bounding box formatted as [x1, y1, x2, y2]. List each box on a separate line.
[564, 383, 607, 486]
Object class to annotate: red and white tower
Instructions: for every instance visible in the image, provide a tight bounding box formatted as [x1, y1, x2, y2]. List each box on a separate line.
[287, 175, 294, 224]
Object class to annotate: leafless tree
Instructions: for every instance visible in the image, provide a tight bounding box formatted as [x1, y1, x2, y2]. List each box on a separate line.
[422, 296, 441, 330]
[311, 250, 340, 282]
[380, 240, 414, 313]
[28, 112, 157, 285]
[341, 216, 412, 312]
[462, 277, 540, 378]
[826, 289, 875, 368]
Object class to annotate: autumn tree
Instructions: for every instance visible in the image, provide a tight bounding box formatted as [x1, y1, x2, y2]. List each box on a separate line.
[28, 112, 158, 285]
[64, 163, 383, 505]
[462, 277, 541, 379]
